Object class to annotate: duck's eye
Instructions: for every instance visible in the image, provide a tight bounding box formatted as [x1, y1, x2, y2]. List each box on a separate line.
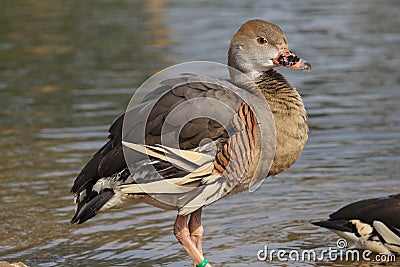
[257, 36, 268, 45]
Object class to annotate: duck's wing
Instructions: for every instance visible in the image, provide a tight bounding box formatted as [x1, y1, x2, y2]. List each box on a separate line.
[119, 101, 258, 215]
[328, 194, 400, 228]
[71, 74, 252, 201]
[373, 221, 400, 254]
[312, 195, 400, 254]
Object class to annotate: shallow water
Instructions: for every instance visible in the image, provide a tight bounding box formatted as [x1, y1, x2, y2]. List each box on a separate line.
[1, 0, 399, 266]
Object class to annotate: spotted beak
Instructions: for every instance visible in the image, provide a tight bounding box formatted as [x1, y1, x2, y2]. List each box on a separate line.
[272, 47, 312, 71]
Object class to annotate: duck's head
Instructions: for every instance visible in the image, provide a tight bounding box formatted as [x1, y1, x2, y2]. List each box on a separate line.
[228, 19, 311, 80]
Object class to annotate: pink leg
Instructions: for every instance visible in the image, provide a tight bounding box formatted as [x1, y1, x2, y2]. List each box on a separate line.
[174, 213, 211, 267]
[189, 208, 204, 256]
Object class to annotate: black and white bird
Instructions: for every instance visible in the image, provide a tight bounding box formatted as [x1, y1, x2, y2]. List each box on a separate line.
[312, 194, 400, 254]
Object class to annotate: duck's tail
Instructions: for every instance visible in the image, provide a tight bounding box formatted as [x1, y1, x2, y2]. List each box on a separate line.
[70, 168, 130, 224]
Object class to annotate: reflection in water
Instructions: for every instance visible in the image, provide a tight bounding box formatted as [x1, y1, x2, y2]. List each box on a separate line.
[0, 0, 399, 266]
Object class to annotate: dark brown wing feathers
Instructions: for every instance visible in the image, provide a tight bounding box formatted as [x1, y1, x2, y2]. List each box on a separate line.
[71, 75, 244, 195]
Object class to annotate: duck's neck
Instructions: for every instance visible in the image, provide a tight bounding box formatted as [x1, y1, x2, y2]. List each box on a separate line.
[255, 70, 309, 176]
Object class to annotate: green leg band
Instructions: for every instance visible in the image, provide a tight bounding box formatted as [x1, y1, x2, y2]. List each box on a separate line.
[196, 258, 209, 267]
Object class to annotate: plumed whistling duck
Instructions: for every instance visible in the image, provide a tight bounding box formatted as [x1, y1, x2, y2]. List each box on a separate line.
[71, 19, 311, 266]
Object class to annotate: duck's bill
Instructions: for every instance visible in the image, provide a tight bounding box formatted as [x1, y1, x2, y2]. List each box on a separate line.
[272, 50, 312, 71]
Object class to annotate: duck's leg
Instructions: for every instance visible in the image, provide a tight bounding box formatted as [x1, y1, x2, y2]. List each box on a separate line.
[189, 208, 204, 256]
[174, 214, 211, 267]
